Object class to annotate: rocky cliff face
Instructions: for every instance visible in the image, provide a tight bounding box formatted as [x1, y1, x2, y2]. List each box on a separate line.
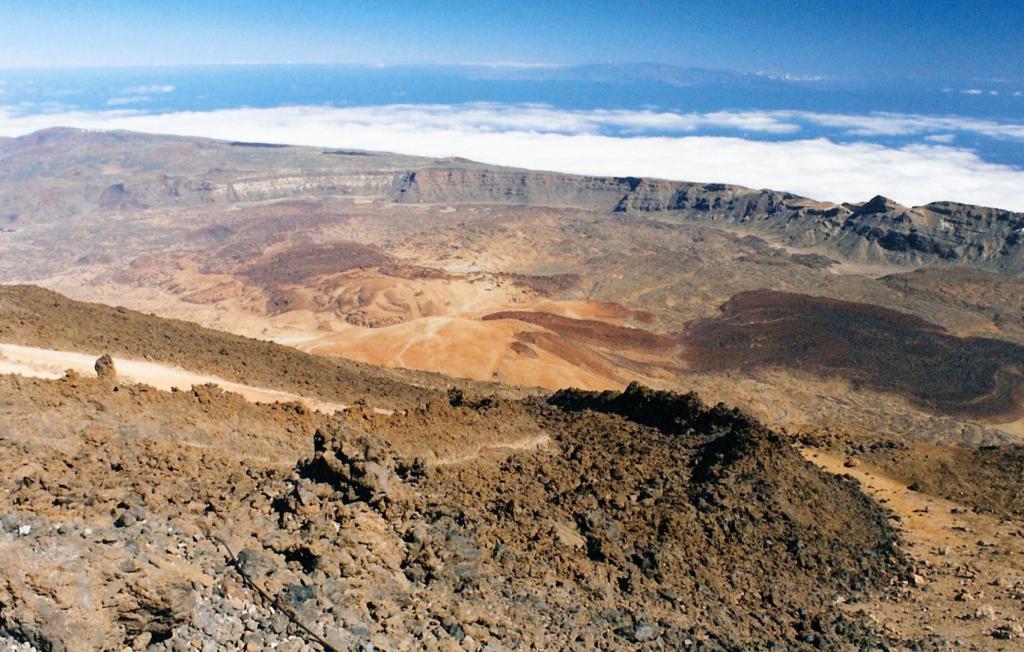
[611, 180, 1024, 270]
[389, 167, 635, 211]
[387, 167, 1024, 271]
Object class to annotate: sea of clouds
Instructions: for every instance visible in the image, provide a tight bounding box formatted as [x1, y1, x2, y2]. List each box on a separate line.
[1, 102, 1023, 211]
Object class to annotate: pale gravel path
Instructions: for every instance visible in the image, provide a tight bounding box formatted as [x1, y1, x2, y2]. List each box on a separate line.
[0, 342, 352, 414]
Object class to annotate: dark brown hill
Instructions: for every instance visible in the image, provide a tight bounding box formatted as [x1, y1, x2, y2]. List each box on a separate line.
[685, 290, 1024, 420]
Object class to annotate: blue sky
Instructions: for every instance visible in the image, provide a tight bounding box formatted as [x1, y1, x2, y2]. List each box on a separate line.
[1, 0, 1022, 81]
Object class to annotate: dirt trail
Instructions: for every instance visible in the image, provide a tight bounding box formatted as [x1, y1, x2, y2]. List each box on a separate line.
[434, 433, 552, 466]
[805, 449, 966, 544]
[804, 448, 1024, 647]
[0, 342, 351, 414]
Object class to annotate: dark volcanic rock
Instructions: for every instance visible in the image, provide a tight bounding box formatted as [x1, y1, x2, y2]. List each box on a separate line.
[685, 289, 1024, 420]
[94, 353, 116, 381]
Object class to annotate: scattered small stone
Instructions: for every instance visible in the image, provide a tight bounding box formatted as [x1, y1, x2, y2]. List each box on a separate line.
[634, 623, 655, 641]
[973, 604, 996, 621]
[990, 623, 1024, 640]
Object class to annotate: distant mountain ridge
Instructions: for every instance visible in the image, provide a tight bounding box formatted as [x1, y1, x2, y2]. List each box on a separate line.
[2, 127, 1022, 272]
[612, 179, 1024, 270]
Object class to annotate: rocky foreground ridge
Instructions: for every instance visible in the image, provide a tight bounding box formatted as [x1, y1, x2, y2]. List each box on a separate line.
[0, 363, 920, 650]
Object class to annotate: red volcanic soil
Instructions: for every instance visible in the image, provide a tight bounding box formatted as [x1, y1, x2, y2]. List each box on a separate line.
[685, 290, 1024, 420]
[484, 310, 679, 354]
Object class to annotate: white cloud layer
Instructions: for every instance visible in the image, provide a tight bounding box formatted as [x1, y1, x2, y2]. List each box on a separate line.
[106, 96, 153, 106]
[781, 110, 1024, 140]
[122, 84, 175, 95]
[1, 103, 1023, 211]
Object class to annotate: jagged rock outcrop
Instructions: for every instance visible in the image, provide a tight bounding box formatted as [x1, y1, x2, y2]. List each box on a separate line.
[390, 167, 636, 211]
[296, 424, 416, 512]
[94, 353, 116, 381]
[612, 182, 1024, 270]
